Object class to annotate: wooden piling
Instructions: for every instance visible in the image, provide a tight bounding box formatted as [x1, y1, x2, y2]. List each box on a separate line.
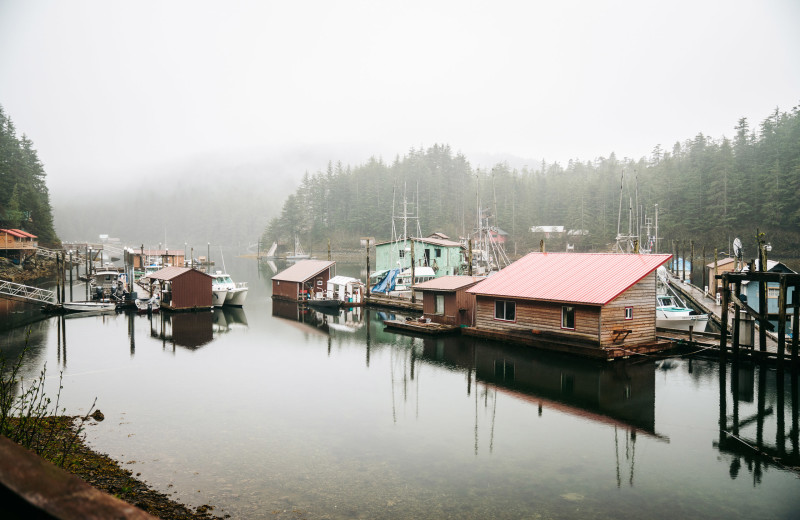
[719, 273, 729, 356]
[778, 276, 787, 365]
[690, 240, 694, 285]
[410, 240, 416, 304]
[732, 280, 741, 356]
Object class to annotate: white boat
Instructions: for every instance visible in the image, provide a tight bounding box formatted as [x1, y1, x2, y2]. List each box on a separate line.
[225, 282, 248, 306]
[655, 267, 709, 331]
[211, 271, 248, 307]
[135, 295, 160, 313]
[286, 236, 311, 261]
[63, 300, 116, 313]
[656, 294, 710, 332]
[211, 274, 229, 308]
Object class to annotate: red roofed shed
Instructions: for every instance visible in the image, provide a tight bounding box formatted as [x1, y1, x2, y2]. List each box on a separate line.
[146, 266, 213, 311]
[465, 253, 672, 359]
[272, 260, 335, 302]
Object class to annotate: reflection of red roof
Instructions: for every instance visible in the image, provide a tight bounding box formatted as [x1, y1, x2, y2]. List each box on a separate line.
[468, 252, 671, 305]
[489, 383, 668, 441]
[414, 275, 484, 291]
[1, 229, 37, 239]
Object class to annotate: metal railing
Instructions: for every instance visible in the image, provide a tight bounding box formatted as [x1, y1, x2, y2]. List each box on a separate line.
[0, 280, 55, 304]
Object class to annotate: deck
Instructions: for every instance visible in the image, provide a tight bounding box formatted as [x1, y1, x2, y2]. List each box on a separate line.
[383, 319, 459, 335]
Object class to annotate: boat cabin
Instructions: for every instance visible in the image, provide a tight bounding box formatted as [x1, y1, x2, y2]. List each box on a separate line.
[145, 266, 213, 311]
[413, 275, 484, 327]
[132, 249, 186, 270]
[272, 260, 335, 302]
[465, 253, 673, 359]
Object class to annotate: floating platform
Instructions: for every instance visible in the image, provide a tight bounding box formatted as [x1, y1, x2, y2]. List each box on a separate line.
[383, 319, 459, 335]
[462, 327, 674, 360]
[365, 293, 423, 312]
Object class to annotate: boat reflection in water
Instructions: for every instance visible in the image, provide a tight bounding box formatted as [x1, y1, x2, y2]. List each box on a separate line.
[212, 306, 249, 333]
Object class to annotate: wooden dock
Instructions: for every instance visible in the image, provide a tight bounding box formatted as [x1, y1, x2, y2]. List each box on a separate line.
[383, 319, 459, 335]
[365, 293, 423, 312]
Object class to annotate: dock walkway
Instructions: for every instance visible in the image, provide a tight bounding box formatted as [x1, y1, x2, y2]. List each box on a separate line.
[665, 272, 780, 354]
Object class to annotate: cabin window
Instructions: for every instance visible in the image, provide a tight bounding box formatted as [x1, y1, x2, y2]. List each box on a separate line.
[316, 280, 323, 286]
[625, 307, 633, 320]
[435, 294, 445, 315]
[561, 306, 575, 330]
[768, 287, 779, 299]
[435, 248, 442, 258]
[399, 249, 405, 258]
[276, 281, 280, 286]
[494, 300, 516, 322]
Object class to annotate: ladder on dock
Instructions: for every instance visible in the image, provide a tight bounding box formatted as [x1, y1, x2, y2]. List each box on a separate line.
[0, 280, 55, 305]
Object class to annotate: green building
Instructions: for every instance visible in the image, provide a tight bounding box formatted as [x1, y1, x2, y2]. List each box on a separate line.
[374, 233, 465, 278]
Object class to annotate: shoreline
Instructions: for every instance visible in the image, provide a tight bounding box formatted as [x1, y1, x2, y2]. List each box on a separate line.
[6, 416, 227, 520]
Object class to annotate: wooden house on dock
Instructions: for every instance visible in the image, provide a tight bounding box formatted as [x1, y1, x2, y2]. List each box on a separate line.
[272, 259, 335, 302]
[464, 253, 673, 360]
[414, 275, 483, 327]
[145, 266, 213, 311]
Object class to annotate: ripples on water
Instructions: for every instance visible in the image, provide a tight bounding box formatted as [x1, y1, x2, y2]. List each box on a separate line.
[1, 258, 799, 519]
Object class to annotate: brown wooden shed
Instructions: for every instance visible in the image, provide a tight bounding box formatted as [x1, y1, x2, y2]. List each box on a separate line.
[465, 253, 673, 359]
[413, 275, 484, 327]
[146, 266, 213, 311]
[272, 260, 335, 302]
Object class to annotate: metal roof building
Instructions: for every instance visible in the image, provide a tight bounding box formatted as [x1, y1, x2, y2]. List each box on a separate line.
[468, 253, 671, 305]
[272, 260, 336, 301]
[465, 253, 673, 359]
[146, 266, 213, 311]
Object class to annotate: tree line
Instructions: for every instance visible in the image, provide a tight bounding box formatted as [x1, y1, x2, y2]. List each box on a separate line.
[262, 104, 800, 259]
[0, 106, 58, 246]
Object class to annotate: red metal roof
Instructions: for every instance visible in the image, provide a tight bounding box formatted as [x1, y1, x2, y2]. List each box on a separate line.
[146, 266, 213, 281]
[467, 252, 671, 305]
[1, 229, 37, 239]
[414, 275, 485, 291]
[272, 260, 335, 283]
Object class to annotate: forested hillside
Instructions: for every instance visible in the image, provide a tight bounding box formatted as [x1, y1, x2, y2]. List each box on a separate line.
[263, 104, 800, 258]
[0, 106, 58, 245]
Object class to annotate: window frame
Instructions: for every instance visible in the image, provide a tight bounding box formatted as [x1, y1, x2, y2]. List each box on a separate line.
[561, 305, 575, 330]
[494, 300, 516, 322]
[624, 306, 633, 320]
[434, 294, 445, 315]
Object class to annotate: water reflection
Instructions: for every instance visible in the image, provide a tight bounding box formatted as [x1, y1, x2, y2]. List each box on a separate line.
[149, 311, 215, 351]
[717, 360, 800, 484]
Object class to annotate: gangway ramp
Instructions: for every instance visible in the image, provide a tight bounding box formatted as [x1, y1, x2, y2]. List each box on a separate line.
[0, 280, 55, 305]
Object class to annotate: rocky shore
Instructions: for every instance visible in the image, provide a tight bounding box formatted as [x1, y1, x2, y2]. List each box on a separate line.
[0, 255, 58, 284]
[20, 416, 226, 519]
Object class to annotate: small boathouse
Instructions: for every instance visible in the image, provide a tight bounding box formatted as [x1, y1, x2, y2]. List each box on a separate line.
[414, 275, 483, 326]
[272, 259, 335, 302]
[465, 252, 673, 359]
[145, 266, 213, 311]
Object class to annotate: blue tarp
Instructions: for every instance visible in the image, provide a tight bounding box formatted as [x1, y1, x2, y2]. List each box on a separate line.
[371, 268, 400, 293]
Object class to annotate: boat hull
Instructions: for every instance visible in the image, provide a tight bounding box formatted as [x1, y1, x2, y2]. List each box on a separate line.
[656, 311, 709, 332]
[225, 286, 248, 306]
[63, 301, 116, 313]
[212, 289, 228, 307]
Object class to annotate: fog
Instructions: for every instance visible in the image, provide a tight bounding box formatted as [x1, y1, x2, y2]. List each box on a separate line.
[1, 0, 799, 247]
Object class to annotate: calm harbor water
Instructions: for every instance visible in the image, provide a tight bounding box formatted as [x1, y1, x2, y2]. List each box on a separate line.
[1, 256, 799, 519]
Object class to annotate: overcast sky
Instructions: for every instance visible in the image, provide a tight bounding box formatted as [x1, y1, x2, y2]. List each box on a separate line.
[1, 0, 798, 194]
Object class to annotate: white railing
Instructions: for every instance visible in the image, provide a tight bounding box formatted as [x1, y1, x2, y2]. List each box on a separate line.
[0, 280, 55, 304]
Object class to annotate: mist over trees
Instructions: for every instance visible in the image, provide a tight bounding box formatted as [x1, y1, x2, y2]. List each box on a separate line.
[0, 106, 58, 245]
[263, 104, 800, 258]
